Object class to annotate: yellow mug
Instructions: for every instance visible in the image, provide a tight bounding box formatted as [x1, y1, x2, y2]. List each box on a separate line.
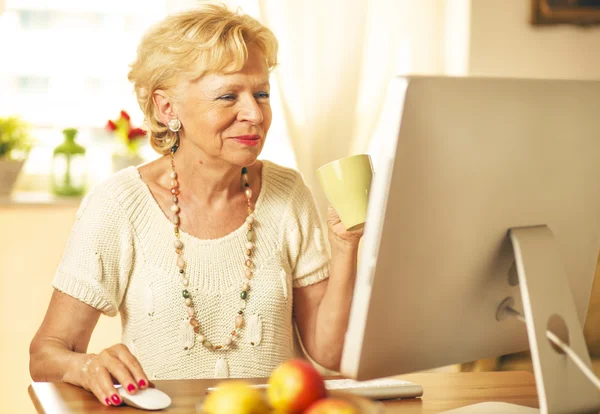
[316, 154, 374, 231]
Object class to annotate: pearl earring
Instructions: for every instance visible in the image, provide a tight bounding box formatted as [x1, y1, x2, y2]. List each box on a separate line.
[168, 118, 181, 132]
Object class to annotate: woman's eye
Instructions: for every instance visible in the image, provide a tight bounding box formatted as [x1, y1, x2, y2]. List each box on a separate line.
[255, 91, 270, 99]
[218, 94, 236, 101]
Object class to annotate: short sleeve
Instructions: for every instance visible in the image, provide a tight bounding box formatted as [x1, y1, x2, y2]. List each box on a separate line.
[283, 174, 330, 288]
[52, 187, 134, 316]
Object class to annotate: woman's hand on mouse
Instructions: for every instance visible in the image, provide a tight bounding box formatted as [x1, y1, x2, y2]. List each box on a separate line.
[72, 344, 149, 406]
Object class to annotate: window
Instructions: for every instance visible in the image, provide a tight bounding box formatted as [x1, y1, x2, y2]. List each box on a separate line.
[0, 0, 295, 195]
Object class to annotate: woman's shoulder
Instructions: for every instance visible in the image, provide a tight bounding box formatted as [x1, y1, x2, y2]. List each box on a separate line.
[90, 166, 141, 196]
[261, 160, 317, 215]
[262, 160, 304, 195]
[81, 166, 147, 213]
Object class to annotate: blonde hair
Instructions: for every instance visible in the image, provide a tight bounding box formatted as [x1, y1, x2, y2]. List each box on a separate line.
[128, 4, 278, 154]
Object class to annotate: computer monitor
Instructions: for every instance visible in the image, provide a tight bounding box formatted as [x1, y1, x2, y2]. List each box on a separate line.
[340, 76, 600, 413]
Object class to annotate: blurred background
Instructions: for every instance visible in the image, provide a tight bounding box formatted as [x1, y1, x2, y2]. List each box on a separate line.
[1, 0, 600, 412]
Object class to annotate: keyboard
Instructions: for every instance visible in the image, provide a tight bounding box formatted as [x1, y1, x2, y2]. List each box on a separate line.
[245, 377, 423, 400]
[324, 378, 423, 400]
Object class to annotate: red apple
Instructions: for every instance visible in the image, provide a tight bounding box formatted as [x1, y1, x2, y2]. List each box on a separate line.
[267, 359, 327, 413]
[304, 397, 360, 414]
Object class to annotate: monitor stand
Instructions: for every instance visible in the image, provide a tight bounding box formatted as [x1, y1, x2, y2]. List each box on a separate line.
[442, 225, 600, 414]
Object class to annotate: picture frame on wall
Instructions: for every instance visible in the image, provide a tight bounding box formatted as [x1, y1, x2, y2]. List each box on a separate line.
[531, 0, 600, 25]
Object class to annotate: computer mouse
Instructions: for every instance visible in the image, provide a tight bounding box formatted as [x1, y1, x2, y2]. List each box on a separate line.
[117, 386, 172, 410]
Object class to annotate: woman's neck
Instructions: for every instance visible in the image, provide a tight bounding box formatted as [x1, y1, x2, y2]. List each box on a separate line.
[169, 143, 244, 206]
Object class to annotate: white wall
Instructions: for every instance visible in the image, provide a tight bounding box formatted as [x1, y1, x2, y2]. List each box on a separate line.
[468, 0, 600, 79]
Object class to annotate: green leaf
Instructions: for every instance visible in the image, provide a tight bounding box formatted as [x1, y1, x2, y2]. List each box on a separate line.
[0, 116, 33, 159]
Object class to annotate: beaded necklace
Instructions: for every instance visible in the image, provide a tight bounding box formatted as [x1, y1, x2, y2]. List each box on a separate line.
[169, 143, 256, 351]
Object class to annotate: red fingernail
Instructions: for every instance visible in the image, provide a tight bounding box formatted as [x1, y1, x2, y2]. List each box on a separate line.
[127, 383, 136, 393]
[105, 397, 112, 406]
[138, 379, 147, 388]
[111, 394, 121, 405]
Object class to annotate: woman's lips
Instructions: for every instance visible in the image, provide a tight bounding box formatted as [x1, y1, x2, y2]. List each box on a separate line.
[233, 135, 261, 146]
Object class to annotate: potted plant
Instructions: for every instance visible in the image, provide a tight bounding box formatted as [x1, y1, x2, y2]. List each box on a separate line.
[106, 110, 147, 172]
[0, 116, 33, 196]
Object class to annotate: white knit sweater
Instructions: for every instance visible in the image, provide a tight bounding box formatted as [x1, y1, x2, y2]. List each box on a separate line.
[52, 160, 330, 379]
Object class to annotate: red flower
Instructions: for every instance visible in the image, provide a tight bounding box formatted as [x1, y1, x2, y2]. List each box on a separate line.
[127, 128, 147, 140]
[107, 109, 146, 154]
[106, 120, 117, 131]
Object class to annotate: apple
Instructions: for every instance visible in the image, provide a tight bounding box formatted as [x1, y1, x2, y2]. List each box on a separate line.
[304, 397, 360, 414]
[267, 359, 327, 413]
[202, 380, 270, 414]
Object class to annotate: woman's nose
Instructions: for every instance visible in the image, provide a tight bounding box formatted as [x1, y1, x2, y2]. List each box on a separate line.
[238, 97, 264, 124]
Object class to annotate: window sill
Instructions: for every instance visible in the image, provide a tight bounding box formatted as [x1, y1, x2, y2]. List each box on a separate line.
[0, 192, 83, 207]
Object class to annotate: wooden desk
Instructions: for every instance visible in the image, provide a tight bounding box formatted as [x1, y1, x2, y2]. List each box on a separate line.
[29, 371, 538, 413]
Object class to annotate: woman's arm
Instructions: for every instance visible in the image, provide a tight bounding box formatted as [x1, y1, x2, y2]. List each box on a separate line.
[294, 206, 362, 371]
[30, 290, 149, 406]
[30, 290, 100, 383]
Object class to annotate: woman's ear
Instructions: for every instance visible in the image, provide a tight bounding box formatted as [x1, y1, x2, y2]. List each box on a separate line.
[152, 90, 176, 126]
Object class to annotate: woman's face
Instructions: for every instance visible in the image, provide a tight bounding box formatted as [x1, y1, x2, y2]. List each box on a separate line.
[176, 45, 272, 167]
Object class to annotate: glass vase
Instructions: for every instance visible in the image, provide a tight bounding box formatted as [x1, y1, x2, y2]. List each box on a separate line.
[51, 128, 86, 196]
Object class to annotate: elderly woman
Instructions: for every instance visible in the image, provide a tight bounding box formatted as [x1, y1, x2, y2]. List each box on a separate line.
[29, 4, 362, 407]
